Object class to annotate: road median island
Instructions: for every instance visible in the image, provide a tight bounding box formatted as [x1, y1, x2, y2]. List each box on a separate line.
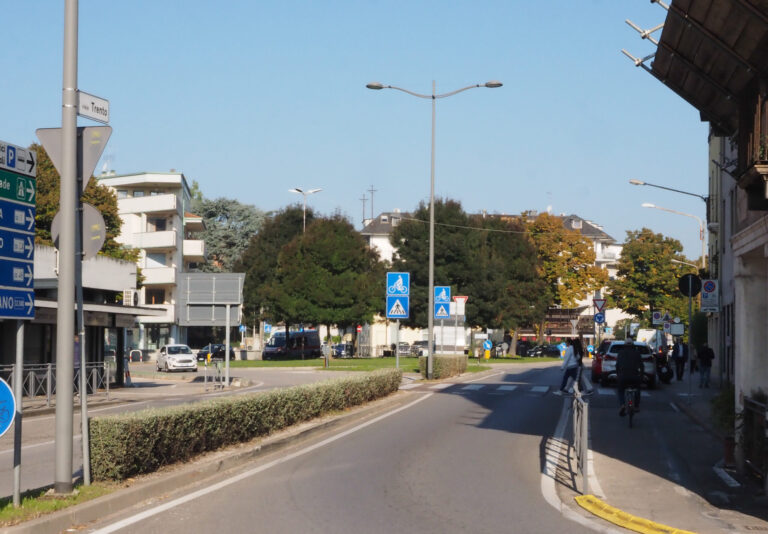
[419, 354, 467, 379]
[574, 495, 696, 534]
[89, 368, 402, 481]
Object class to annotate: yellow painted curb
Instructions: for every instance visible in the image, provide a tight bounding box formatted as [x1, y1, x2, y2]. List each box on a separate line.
[574, 495, 697, 534]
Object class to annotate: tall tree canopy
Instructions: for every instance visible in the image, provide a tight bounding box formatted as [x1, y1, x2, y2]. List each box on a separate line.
[608, 228, 691, 324]
[390, 199, 547, 330]
[525, 212, 607, 308]
[31, 142, 138, 264]
[236, 205, 313, 322]
[264, 215, 384, 329]
[191, 197, 265, 272]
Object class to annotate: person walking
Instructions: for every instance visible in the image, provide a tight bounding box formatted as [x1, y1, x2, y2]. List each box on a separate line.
[698, 342, 715, 388]
[616, 338, 644, 416]
[671, 338, 688, 381]
[554, 338, 579, 395]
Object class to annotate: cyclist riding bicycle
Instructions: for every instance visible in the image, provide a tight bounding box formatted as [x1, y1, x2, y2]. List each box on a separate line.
[616, 338, 644, 417]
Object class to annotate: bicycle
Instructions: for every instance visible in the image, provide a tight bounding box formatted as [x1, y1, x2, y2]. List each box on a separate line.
[624, 387, 639, 428]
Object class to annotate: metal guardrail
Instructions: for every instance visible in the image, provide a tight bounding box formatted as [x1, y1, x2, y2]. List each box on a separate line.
[742, 396, 767, 480]
[0, 362, 111, 407]
[572, 367, 589, 495]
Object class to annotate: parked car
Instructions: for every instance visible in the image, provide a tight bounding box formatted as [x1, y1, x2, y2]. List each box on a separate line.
[196, 343, 235, 362]
[263, 331, 322, 360]
[591, 340, 657, 388]
[397, 342, 411, 356]
[157, 344, 197, 372]
[410, 340, 430, 356]
[527, 344, 561, 357]
[333, 343, 353, 358]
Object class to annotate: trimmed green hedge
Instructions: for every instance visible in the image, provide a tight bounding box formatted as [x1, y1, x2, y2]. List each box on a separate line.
[418, 354, 468, 379]
[89, 369, 402, 481]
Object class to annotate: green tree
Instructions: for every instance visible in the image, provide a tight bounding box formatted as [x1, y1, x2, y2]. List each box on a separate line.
[607, 228, 690, 324]
[31, 142, 139, 264]
[526, 212, 608, 308]
[265, 215, 384, 331]
[236, 205, 313, 324]
[391, 199, 547, 331]
[192, 197, 265, 272]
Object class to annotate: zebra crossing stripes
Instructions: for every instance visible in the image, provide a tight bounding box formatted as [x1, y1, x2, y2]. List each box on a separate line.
[597, 388, 650, 397]
[399, 383, 421, 390]
[461, 384, 484, 391]
[497, 385, 518, 391]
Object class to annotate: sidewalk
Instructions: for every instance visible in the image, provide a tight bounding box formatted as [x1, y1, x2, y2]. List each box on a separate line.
[563, 369, 768, 533]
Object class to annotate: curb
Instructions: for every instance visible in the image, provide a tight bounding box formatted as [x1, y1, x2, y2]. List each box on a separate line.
[1, 390, 415, 534]
[574, 495, 696, 534]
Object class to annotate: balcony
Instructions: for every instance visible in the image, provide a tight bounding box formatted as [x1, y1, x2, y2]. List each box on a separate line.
[135, 231, 177, 250]
[118, 194, 180, 215]
[183, 239, 205, 261]
[142, 267, 176, 286]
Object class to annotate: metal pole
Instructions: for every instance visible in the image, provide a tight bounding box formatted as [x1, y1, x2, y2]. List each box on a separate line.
[13, 321, 24, 507]
[455, 312, 459, 355]
[55, 0, 78, 495]
[427, 80, 436, 380]
[440, 319, 444, 354]
[687, 277, 693, 404]
[395, 320, 400, 370]
[75, 146, 90, 485]
[225, 304, 231, 386]
[303, 195, 307, 233]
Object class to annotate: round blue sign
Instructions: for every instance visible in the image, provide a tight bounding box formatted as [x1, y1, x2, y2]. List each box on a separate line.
[0, 377, 16, 439]
[483, 340, 492, 350]
[587, 344, 594, 353]
[594, 312, 605, 324]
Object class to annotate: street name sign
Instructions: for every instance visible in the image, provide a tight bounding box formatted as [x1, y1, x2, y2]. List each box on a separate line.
[77, 91, 110, 124]
[0, 141, 36, 177]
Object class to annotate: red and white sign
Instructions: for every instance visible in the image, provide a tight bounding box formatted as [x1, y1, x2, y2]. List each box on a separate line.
[356, 325, 362, 333]
[453, 295, 468, 315]
[593, 298, 606, 313]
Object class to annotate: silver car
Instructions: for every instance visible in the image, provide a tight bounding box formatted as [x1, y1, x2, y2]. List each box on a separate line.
[594, 341, 656, 389]
[156, 344, 198, 373]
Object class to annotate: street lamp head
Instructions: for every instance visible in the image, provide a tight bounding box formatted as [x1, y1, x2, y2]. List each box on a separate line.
[307, 188, 322, 195]
[366, 82, 384, 90]
[289, 188, 303, 194]
[629, 179, 645, 186]
[484, 80, 503, 88]
[641, 203, 656, 208]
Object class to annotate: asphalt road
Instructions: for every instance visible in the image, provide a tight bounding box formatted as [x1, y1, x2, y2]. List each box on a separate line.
[84, 365, 594, 534]
[0, 367, 356, 499]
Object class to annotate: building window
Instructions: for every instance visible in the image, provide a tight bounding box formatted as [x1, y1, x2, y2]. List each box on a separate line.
[133, 190, 145, 198]
[145, 288, 166, 305]
[150, 190, 162, 196]
[381, 215, 388, 223]
[392, 217, 400, 227]
[146, 253, 167, 268]
[117, 190, 128, 199]
[148, 218, 167, 232]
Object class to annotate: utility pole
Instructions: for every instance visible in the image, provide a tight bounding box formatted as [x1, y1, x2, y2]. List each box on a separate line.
[360, 194, 367, 226]
[368, 185, 377, 220]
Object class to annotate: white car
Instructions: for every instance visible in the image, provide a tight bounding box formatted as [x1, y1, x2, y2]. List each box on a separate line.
[156, 344, 198, 373]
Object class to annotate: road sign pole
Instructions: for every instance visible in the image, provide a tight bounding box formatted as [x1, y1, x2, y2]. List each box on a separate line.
[13, 320, 23, 507]
[395, 320, 400, 370]
[225, 304, 231, 386]
[688, 277, 693, 405]
[54, 0, 78, 495]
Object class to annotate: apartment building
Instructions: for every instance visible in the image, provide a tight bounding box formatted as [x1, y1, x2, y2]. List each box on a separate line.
[96, 171, 206, 350]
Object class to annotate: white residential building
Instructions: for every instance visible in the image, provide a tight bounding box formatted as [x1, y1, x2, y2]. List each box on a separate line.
[96, 171, 206, 350]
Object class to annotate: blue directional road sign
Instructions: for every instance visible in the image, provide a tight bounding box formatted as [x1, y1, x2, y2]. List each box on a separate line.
[0, 259, 33, 289]
[386, 296, 409, 319]
[0, 229, 33, 261]
[386, 272, 410, 296]
[434, 286, 451, 303]
[0, 199, 35, 233]
[0, 377, 15, 439]
[594, 312, 605, 324]
[0, 288, 34, 319]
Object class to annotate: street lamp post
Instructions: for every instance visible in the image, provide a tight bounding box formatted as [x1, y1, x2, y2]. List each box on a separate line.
[629, 179, 708, 204]
[289, 188, 322, 233]
[367, 79, 502, 379]
[641, 203, 706, 269]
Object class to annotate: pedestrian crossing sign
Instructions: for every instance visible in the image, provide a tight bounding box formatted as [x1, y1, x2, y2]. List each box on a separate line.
[434, 303, 450, 319]
[386, 296, 409, 319]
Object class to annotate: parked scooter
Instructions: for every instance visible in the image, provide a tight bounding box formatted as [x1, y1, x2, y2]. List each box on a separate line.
[655, 346, 673, 384]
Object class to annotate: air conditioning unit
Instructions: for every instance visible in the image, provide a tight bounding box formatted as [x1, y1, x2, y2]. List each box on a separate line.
[123, 289, 137, 306]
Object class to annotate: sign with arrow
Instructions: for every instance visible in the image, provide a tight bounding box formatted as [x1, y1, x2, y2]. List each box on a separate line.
[0, 260, 33, 289]
[0, 288, 34, 319]
[0, 169, 36, 204]
[0, 141, 36, 177]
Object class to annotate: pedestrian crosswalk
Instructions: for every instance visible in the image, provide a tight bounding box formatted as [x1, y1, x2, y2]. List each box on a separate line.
[399, 383, 656, 397]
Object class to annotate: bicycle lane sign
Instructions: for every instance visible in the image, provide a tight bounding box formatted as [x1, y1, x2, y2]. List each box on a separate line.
[386, 272, 410, 319]
[0, 377, 15, 438]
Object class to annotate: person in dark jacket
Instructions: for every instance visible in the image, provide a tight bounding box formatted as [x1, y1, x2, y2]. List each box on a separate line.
[697, 342, 715, 388]
[616, 338, 644, 416]
[671, 338, 689, 381]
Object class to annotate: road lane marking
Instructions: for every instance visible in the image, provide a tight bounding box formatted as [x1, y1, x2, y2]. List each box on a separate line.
[497, 385, 517, 391]
[90, 393, 435, 534]
[461, 384, 483, 391]
[530, 386, 548, 393]
[429, 383, 451, 390]
[399, 383, 421, 390]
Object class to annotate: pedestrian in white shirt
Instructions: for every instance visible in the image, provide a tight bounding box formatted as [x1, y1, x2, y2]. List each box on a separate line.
[554, 338, 579, 395]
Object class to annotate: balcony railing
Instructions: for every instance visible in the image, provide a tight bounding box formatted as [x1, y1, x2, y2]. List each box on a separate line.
[118, 193, 180, 215]
[142, 267, 176, 285]
[135, 230, 177, 250]
[183, 239, 205, 261]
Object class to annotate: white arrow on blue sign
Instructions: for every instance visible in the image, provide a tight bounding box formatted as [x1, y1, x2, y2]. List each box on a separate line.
[0, 289, 34, 319]
[594, 312, 605, 324]
[483, 340, 492, 350]
[0, 377, 15, 438]
[0, 260, 33, 288]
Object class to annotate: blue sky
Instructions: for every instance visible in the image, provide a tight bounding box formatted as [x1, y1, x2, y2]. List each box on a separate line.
[4, 1, 708, 259]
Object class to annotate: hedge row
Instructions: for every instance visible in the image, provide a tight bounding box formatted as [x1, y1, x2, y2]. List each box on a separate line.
[419, 354, 468, 379]
[89, 368, 402, 481]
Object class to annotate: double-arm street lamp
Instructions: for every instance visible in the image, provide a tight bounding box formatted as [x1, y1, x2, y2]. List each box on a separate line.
[289, 187, 322, 233]
[366, 80, 502, 379]
[641, 202, 706, 268]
